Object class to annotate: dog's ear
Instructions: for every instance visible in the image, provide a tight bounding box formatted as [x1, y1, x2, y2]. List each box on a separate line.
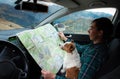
[69, 43, 75, 53]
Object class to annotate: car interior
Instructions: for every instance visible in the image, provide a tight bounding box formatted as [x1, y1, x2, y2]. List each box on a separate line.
[0, 0, 120, 79]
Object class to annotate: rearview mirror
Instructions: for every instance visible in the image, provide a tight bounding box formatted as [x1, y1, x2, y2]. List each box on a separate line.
[15, 1, 48, 12]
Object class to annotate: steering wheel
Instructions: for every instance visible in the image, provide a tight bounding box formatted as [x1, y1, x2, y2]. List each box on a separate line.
[0, 40, 28, 79]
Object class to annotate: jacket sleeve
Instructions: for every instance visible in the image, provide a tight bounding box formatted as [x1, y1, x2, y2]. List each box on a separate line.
[78, 47, 105, 79]
[55, 75, 68, 79]
[75, 43, 89, 55]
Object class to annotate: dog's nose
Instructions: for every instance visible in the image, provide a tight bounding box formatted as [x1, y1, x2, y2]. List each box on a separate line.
[59, 44, 64, 49]
[59, 44, 61, 46]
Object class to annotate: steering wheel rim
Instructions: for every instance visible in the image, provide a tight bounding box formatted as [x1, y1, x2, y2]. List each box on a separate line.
[0, 40, 28, 78]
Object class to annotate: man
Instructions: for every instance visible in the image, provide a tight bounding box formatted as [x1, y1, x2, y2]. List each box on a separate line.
[41, 17, 113, 79]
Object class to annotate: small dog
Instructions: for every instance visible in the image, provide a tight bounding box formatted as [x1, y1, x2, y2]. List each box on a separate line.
[60, 40, 81, 79]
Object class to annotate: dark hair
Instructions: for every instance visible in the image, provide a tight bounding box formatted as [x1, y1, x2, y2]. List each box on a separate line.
[92, 17, 114, 41]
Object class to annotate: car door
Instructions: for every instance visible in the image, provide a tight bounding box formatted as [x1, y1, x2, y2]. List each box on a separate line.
[52, 8, 116, 45]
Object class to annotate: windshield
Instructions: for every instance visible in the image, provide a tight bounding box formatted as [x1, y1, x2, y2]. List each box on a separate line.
[0, 0, 64, 30]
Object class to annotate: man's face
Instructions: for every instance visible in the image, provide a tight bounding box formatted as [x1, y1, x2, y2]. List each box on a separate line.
[88, 22, 103, 41]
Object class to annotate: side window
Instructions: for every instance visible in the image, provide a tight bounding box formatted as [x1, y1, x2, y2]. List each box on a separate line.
[53, 8, 116, 34]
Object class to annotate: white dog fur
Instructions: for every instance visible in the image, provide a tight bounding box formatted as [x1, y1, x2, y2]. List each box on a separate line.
[60, 41, 81, 79]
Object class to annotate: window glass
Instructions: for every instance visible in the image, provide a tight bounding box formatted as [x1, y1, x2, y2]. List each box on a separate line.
[0, 0, 64, 30]
[53, 8, 116, 34]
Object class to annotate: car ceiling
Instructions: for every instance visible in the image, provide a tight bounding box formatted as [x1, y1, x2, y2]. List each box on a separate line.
[41, 0, 120, 24]
[43, 0, 120, 11]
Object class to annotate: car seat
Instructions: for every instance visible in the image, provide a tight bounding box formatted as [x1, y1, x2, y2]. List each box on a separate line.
[93, 20, 120, 79]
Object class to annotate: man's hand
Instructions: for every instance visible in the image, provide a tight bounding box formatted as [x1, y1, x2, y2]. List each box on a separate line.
[58, 32, 68, 41]
[41, 70, 55, 79]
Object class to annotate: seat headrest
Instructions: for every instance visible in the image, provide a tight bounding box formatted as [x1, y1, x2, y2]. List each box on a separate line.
[114, 20, 120, 38]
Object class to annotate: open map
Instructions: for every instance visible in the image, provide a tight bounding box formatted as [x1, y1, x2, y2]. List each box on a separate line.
[17, 24, 65, 74]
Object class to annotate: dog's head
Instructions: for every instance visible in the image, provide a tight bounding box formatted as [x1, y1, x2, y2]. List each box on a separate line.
[60, 40, 75, 53]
